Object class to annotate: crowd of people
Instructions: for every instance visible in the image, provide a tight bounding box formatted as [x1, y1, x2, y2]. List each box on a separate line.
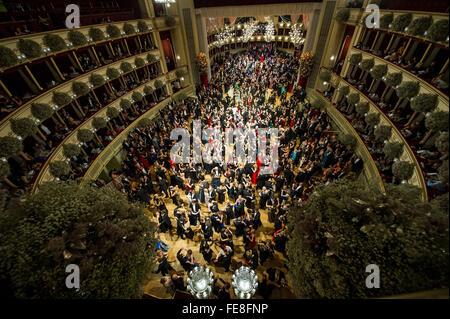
[107, 44, 362, 298]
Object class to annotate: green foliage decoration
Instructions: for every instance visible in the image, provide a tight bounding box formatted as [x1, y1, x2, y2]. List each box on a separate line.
[88, 27, 105, 42]
[52, 92, 72, 107]
[347, 93, 360, 105]
[407, 16, 432, 36]
[338, 132, 357, 149]
[62, 143, 81, 158]
[17, 39, 42, 59]
[426, 19, 449, 42]
[106, 107, 120, 119]
[49, 160, 71, 178]
[411, 93, 438, 113]
[355, 101, 370, 116]
[77, 129, 94, 143]
[0, 181, 157, 298]
[374, 125, 392, 141]
[43, 33, 66, 52]
[286, 178, 449, 298]
[0, 136, 23, 158]
[120, 99, 132, 110]
[392, 160, 415, 180]
[120, 62, 132, 73]
[396, 81, 420, 100]
[164, 16, 176, 27]
[335, 8, 350, 24]
[392, 13, 413, 32]
[89, 74, 105, 87]
[106, 68, 120, 79]
[435, 132, 449, 154]
[135, 57, 145, 68]
[10, 118, 37, 138]
[31, 103, 54, 121]
[132, 92, 143, 102]
[137, 21, 149, 32]
[425, 111, 449, 132]
[0, 45, 18, 67]
[106, 24, 121, 38]
[385, 72, 403, 87]
[365, 113, 380, 127]
[123, 23, 135, 35]
[92, 117, 107, 130]
[67, 30, 87, 46]
[72, 82, 90, 97]
[383, 141, 404, 160]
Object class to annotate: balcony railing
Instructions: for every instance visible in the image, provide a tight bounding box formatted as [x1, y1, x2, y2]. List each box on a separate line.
[80, 85, 194, 187]
[350, 47, 449, 101]
[31, 66, 189, 193]
[325, 69, 428, 201]
[308, 88, 386, 193]
[0, 16, 180, 72]
[0, 49, 161, 133]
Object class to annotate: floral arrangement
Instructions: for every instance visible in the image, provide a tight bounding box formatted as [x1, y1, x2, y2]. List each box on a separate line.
[299, 52, 314, 78]
[196, 52, 208, 75]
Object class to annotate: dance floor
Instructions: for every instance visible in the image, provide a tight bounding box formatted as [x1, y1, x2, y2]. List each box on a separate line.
[142, 92, 297, 299]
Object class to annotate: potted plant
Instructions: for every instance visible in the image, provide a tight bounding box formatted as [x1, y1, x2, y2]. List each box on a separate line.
[31, 103, 54, 121]
[106, 24, 121, 38]
[383, 141, 404, 160]
[335, 8, 350, 24]
[17, 39, 42, 59]
[137, 21, 149, 32]
[123, 23, 135, 35]
[426, 19, 448, 42]
[52, 92, 72, 107]
[77, 129, 94, 143]
[10, 118, 37, 138]
[62, 143, 81, 158]
[0, 136, 23, 159]
[43, 34, 66, 52]
[164, 16, 176, 27]
[135, 57, 145, 68]
[106, 68, 120, 79]
[88, 27, 105, 42]
[49, 160, 71, 178]
[67, 30, 87, 46]
[0, 45, 18, 68]
[89, 74, 105, 87]
[72, 82, 90, 97]
[374, 125, 392, 141]
[392, 161, 414, 181]
[120, 62, 132, 73]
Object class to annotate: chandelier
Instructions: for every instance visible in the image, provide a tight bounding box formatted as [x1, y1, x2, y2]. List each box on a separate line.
[264, 17, 275, 42]
[242, 19, 258, 43]
[215, 25, 234, 46]
[232, 266, 258, 299]
[289, 23, 305, 47]
[186, 266, 214, 299]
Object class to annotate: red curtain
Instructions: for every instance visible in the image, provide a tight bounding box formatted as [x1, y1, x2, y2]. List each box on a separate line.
[161, 39, 174, 60]
[297, 77, 307, 88]
[200, 74, 208, 88]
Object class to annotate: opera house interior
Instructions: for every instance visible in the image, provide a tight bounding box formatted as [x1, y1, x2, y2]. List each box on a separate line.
[0, 0, 448, 300]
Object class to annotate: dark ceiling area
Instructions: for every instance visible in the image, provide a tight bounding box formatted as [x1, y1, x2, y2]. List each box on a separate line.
[194, 0, 322, 8]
